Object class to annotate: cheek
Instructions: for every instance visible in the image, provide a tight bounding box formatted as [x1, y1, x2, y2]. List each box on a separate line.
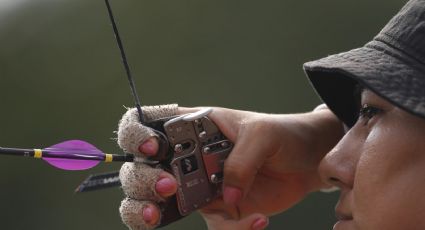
[353, 127, 425, 229]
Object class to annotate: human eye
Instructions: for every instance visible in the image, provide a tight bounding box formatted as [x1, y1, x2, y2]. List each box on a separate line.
[359, 104, 382, 122]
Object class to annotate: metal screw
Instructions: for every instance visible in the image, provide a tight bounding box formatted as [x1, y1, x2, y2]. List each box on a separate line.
[203, 147, 211, 153]
[221, 141, 229, 148]
[210, 174, 219, 184]
[199, 131, 207, 139]
[174, 144, 183, 153]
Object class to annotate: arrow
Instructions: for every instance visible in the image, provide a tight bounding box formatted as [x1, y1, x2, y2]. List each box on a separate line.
[0, 140, 134, 170]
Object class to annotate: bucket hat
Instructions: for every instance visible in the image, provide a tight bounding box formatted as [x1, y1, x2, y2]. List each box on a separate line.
[304, 0, 425, 127]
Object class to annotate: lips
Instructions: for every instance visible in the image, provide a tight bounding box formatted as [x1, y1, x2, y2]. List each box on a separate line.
[334, 194, 354, 229]
[334, 202, 354, 230]
[333, 218, 354, 230]
[335, 190, 353, 220]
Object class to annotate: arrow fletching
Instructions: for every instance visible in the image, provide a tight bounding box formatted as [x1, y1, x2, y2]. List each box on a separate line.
[43, 140, 104, 170]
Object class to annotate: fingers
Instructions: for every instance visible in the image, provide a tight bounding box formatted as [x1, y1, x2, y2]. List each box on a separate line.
[250, 215, 269, 230]
[117, 105, 178, 156]
[120, 163, 177, 202]
[138, 137, 159, 157]
[155, 172, 178, 198]
[180, 107, 271, 206]
[117, 108, 157, 156]
[202, 211, 269, 230]
[120, 163, 178, 230]
[120, 198, 161, 230]
[118, 105, 179, 230]
[222, 122, 273, 205]
[181, 106, 270, 205]
[186, 107, 255, 142]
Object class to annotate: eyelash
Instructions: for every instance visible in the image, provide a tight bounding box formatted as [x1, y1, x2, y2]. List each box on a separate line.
[359, 104, 382, 120]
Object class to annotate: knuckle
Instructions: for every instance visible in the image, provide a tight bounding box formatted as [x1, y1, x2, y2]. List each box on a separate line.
[245, 117, 273, 133]
[142, 104, 178, 121]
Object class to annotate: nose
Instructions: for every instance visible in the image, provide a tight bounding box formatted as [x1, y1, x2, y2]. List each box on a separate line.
[319, 129, 360, 190]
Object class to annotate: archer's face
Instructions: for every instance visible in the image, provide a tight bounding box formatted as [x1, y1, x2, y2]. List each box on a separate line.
[319, 90, 425, 230]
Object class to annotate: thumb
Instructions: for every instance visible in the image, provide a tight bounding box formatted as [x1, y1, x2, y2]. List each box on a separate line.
[203, 212, 269, 230]
[206, 108, 271, 205]
[222, 125, 271, 205]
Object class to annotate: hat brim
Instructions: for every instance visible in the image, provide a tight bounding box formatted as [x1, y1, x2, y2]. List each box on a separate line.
[304, 40, 425, 127]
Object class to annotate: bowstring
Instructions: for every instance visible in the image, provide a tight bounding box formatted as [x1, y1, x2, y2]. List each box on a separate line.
[105, 0, 144, 123]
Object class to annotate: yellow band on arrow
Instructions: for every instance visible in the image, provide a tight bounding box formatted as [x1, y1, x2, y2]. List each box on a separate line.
[34, 149, 43, 158]
[105, 154, 113, 163]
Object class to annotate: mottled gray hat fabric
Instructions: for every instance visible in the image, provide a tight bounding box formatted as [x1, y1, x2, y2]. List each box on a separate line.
[304, 0, 425, 127]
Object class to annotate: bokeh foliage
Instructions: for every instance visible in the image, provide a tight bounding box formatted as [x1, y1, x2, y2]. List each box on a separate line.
[0, 0, 404, 229]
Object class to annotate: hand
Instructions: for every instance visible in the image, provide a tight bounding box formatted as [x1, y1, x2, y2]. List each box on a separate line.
[190, 107, 343, 230]
[117, 105, 344, 230]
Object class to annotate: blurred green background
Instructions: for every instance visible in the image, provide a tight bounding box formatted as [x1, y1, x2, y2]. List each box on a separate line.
[0, 0, 405, 229]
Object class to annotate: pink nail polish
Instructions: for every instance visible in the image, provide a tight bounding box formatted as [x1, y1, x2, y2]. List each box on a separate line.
[223, 186, 242, 205]
[156, 178, 175, 195]
[143, 207, 153, 223]
[252, 218, 268, 230]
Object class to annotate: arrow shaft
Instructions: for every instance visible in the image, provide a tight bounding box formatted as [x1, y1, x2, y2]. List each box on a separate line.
[0, 147, 133, 162]
[0, 147, 35, 157]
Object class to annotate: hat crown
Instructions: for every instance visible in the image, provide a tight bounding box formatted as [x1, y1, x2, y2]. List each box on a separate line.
[375, 0, 425, 65]
[304, 0, 425, 127]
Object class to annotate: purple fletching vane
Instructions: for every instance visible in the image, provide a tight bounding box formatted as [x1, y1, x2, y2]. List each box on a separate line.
[43, 140, 103, 170]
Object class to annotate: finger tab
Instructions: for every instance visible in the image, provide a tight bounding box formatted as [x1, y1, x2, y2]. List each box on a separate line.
[142, 104, 178, 121]
[120, 198, 161, 230]
[119, 163, 164, 202]
[117, 118, 157, 155]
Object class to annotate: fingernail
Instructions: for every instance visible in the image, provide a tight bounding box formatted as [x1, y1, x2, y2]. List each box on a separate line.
[143, 207, 154, 223]
[156, 177, 176, 196]
[252, 217, 268, 230]
[139, 139, 155, 156]
[223, 186, 242, 205]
